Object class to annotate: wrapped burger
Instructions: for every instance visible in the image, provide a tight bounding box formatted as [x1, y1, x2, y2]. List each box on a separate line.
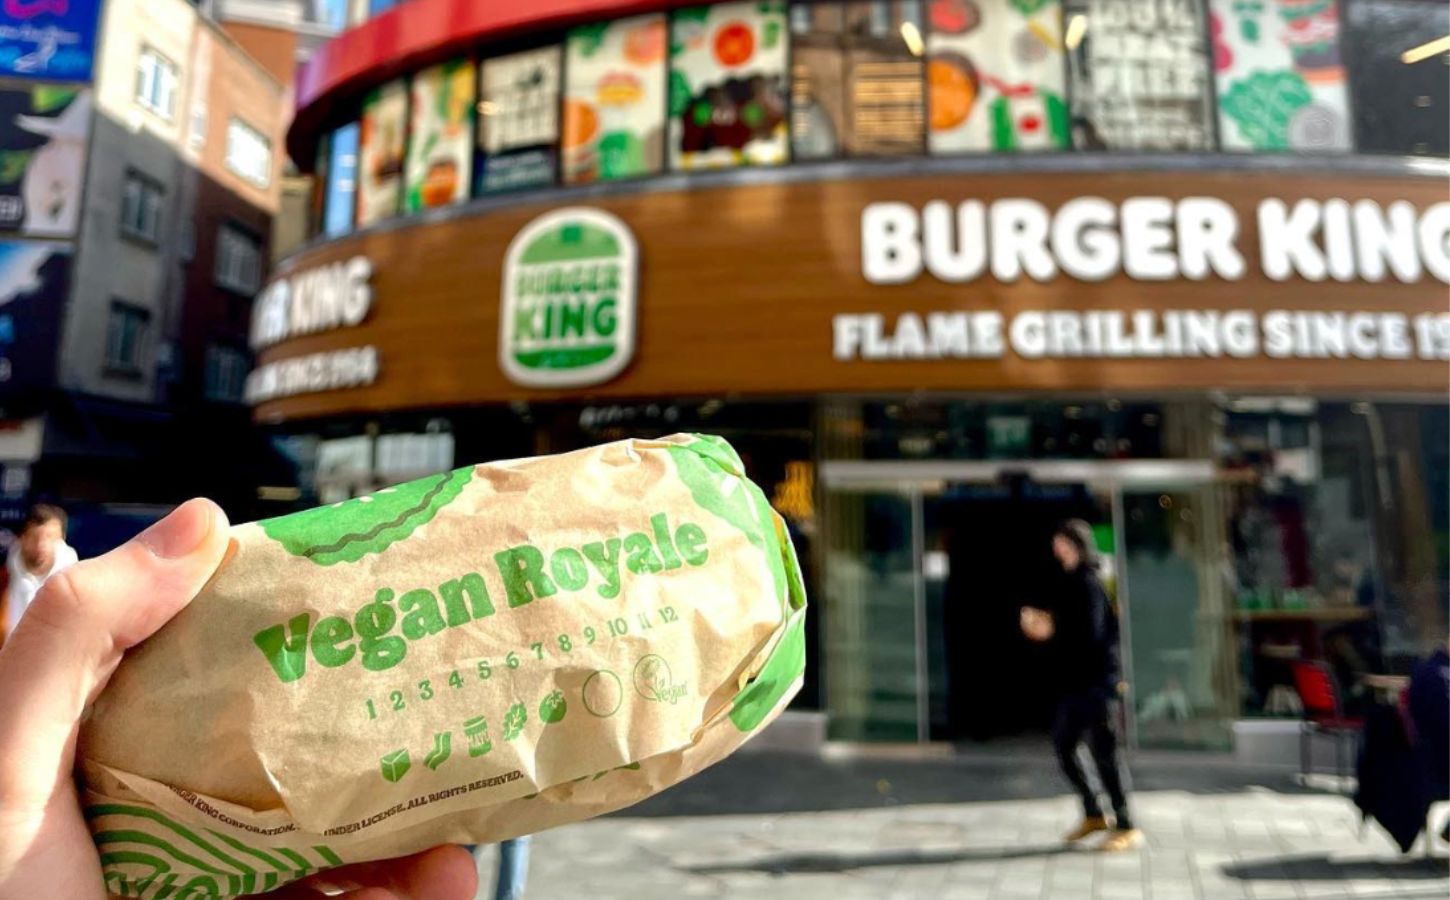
[79, 434, 807, 899]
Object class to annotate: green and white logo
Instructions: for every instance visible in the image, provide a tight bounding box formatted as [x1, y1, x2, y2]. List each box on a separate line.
[500, 207, 637, 387]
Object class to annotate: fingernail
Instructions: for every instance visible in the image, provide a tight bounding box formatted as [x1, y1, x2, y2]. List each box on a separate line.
[138, 498, 218, 559]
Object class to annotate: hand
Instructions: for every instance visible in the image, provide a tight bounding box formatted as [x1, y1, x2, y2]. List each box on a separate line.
[0, 499, 478, 900]
[1020, 606, 1055, 642]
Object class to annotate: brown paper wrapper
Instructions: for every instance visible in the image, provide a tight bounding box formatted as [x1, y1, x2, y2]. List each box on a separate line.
[79, 434, 807, 898]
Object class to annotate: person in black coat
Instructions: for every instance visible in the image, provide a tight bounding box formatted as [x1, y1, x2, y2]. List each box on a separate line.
[1021, 519, 1141, 851]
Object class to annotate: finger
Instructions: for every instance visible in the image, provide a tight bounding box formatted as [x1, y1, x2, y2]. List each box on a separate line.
[0, 499, 230, 809]
[265, 884, 397, 900]
[297, 845, 478, 900]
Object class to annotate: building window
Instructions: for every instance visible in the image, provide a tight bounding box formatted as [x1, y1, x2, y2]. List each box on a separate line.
[136, 47, 178, 120]
[215, 224, 262, 293]
[105, 301, 150, 373]
[792, 2, 927, 160]
[119, 171, 163, 243]
[1343, 0, 1450, 156]
[225, 118, 272, 187]
[204, 343, 250, 402]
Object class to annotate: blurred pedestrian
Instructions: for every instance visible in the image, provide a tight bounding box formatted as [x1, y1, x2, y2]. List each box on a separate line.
[0, 503, 78, 647]
[1020, 519, 1141, 852]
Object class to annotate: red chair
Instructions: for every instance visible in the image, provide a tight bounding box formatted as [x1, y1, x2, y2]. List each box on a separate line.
[1291, 659, 1364, 786]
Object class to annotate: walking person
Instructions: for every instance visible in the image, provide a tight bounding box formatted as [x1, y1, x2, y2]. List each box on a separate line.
[1020, 519, 1142, 852]
[0, 503, 78, 647]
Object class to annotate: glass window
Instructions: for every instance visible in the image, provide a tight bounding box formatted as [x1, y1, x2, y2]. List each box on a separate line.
[367, 0, 396, 16]
[225, 118, 272, 187]
[215, 224, 262, 294]
[204, 343, 250, 402]
[563, 15, 668, 183]
[669, 1, 790, 170]
[926, 0, 1070, 152]
[188, 100, 207, 152]
[119, 171, 162, 243]
[357, 79, 407, 224]
[324, 122, 359, 237]
[792, 2, 927, 159]
[1343, 0, 1449, 155]
[1065, 0, 1216, 150]
[478, 45, 562, 194]
[404, 59, 475, 212]
[1210, 0, 1353, 151]
[135, 47, 177, 120]
[105, 301, 150, 371]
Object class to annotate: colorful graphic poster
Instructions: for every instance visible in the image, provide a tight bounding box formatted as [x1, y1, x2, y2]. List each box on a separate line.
[324, 122, 359, 237]
[0, 240, 70, 406]
[0, 84, 88, 238]
[789, 3, 925, 159]
[669, 1, 789, 170]
[405, 59, 475, 212]
[563, 15, 668, 184]
[356, 80, 406, 226]
[928, 0, 1070, 152]
[0, 0, 101, 82]
[1211, 0, 1352, 150]
[1065, 0, 1214, 150]
[478, 46, 561, 193]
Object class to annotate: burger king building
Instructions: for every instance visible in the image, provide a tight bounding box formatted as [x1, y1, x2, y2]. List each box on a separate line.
[262, 0, 1450, 753]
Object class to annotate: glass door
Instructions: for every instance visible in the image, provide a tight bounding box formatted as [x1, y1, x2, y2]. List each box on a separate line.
[821, 487, 924, 741]
[1117, 483, 1236, 750]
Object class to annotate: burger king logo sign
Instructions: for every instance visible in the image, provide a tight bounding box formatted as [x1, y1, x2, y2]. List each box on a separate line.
[500, 207, 638, 388]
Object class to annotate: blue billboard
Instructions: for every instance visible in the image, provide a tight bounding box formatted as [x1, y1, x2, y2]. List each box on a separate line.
[0, 0, 103, 83]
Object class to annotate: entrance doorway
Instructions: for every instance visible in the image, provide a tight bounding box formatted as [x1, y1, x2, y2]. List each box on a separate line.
[926, 477, 1109, 741]
[821, 460, 1235, 750]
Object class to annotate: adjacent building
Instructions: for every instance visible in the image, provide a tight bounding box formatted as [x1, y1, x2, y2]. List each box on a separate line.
[0, 0, 308, 549]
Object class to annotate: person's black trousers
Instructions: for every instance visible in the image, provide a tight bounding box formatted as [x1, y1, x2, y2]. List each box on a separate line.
[1053, 689, 1133, 829]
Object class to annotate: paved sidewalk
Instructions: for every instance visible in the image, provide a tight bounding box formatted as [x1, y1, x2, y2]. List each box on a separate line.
[474, 747, 1449, 900]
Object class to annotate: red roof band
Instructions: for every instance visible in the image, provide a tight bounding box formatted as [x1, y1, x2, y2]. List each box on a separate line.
[289, 0, 699, 167]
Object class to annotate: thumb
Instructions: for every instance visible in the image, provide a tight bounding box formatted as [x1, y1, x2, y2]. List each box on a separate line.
[0, 498, 230, 810]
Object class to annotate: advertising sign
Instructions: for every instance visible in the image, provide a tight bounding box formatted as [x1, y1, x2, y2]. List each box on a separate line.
[357, 80, 406, 226]
[0, 0, 101, 82]
[478, 46, 561, 194]
[0, 84, 88, 238]
[1065, 0, 1215, 150]
[1211, 0, 1352, 151]
[499, 207, 638, 388]
[404, 59, 474, 212]
[0, 239, 70, 408]
[668, 1, 789, 170]
[563, 15, 668, 184]
[928, 0, 1070, 153]
[324, 122, 359, 237]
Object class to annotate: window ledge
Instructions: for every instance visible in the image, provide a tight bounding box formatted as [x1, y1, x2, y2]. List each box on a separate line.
[119, 228, 160, 250]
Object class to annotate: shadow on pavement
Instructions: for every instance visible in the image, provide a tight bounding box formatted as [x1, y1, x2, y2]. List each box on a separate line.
[620, 749, 1331, 818]
[1222, 853, 1449, 881]
[681, 844, 1070, 875]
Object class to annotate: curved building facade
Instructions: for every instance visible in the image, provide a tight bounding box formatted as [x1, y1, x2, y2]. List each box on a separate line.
[265, 0, 1449, 750]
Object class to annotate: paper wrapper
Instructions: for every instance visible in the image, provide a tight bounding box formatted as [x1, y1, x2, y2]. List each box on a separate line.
[79, 434, 807, 899]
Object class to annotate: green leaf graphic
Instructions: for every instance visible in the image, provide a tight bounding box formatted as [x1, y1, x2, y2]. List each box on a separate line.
[502, 702, 527, 741]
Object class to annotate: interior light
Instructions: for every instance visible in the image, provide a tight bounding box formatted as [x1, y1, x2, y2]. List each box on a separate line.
[477, 100, 498, 115]
[1400, 34, 1450, 65]
[1065, 14, 1088, 51]
[900, 21, 924, 57]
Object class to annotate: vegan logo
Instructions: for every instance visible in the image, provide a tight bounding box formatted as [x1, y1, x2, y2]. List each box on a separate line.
[632, 654, 686, 705]
[500, 207, 638, 388]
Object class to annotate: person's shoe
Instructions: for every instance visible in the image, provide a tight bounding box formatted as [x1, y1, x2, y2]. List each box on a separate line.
[1063, 816, 1111, 842]
[1100, 828, 1143, 852]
